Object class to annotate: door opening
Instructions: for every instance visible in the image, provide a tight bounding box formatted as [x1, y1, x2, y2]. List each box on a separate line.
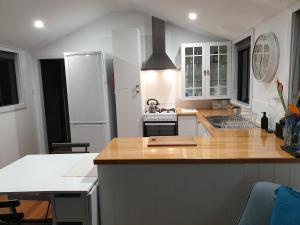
[40, 59, 71, 153]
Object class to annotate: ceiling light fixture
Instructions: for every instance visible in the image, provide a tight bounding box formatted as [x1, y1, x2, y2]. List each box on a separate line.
[188, 12, 197, 21]
[34, 20, 44, 29]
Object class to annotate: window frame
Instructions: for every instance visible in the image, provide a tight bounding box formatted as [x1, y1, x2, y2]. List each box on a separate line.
[0, 45, 25, 113]
[289, 9, 300, 104]
[231, 29, 254, 109]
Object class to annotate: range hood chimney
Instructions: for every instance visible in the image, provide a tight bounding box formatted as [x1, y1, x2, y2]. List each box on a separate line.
[141, 17, 177, 71]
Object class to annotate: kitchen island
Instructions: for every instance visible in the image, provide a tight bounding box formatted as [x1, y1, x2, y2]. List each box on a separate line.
[94, 110, 300, 225]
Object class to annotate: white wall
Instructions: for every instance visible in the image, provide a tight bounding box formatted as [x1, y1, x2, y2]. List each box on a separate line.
[0, 51, 40, 168]
[35, 11, 223, 110]
[141, 70, 179, 109]
[250, 5, 299, 129]
[35, 11, 151, 58]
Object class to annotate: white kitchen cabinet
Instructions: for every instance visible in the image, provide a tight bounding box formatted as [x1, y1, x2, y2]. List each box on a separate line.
[181, 42, 231, 99]
[112, 28, 143, 137]
[178, 116, 197, 136]
[197, 122, 211, 137]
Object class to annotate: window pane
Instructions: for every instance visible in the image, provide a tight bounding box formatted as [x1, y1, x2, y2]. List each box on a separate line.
[0, 50, 19, 107]
[210, 87, 218, 96]
[210, 55, 218, 87]
[210, 87, 227, 96]
[219, 46, 227, 54]
[219, 87, 227, 96]
[185, 47, 193, 56]
[210, 46, 218, 54]
[194, 47, 202, 55]
[194, 56, 202, 88]
[185, 57, 193, 88]
[185, 89, 193, 97]
[194, 88, 202, 96]
[219, 55, 227, 86]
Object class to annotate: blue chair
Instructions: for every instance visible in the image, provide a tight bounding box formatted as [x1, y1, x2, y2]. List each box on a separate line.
[237, 182, 280, 225]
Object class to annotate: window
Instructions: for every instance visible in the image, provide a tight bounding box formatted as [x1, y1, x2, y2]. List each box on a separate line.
[0, 50, 20, 107]
[236, 37, 251, 104]
[289, 9, 300, 104]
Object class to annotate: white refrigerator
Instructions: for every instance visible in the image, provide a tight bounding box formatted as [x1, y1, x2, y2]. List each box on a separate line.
[64, 52, 111, 153]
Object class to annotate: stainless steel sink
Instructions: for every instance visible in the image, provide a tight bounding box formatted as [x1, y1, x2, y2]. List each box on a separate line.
[205, 116, 257, 129]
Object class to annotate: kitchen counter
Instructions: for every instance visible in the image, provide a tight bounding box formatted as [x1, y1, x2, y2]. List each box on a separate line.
[94, 108, 298, 164]
[94, 135, 298, 164]
[95, 109, 300, 225]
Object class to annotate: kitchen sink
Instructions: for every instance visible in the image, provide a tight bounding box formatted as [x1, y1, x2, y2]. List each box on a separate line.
[205, 116, 257, 129]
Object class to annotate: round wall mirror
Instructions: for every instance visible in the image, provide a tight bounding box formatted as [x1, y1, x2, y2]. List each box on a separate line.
[252, 32, 280, 83]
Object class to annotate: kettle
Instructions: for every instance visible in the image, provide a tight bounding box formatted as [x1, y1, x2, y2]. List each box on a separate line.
[147, 99, 160, 113]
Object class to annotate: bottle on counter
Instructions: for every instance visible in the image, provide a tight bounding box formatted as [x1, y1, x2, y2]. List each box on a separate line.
[261, 112, 268, 131]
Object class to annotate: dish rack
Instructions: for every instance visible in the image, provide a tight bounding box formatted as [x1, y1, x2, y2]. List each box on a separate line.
[220, 108, 258, 128]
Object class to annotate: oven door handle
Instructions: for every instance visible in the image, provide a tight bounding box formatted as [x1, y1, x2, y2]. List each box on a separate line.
[144, 123, 176, 126]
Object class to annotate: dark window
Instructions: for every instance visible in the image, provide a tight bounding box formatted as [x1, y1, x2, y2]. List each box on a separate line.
[0, 50, 19, 107]
[236, 37, 251, 104]
[289, 9, 300, 104]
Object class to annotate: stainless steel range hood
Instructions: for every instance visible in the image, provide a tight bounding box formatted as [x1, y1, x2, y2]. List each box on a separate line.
[141, 17, 177, 71]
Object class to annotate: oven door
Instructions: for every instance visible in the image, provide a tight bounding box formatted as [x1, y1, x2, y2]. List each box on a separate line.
[143, 121, 178, 137]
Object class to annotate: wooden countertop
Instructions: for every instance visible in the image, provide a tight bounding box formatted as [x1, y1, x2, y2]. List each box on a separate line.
[177, 108, 264, 137]
[94, 135, 298, 164]
[94, 109, 298, 164]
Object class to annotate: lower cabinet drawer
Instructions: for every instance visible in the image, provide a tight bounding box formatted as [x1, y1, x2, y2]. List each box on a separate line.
[54, 194, 83, 220]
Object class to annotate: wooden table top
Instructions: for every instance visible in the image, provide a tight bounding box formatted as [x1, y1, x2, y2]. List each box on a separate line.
[94, 109, 298, 164]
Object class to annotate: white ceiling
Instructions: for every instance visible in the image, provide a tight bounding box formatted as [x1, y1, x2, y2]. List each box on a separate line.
[0, 0, 298, 51]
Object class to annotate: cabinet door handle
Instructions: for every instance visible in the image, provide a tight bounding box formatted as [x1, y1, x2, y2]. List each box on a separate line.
[203, 70, 206, 76]
[206, 70, 210, 75]
[135, 84, 140, 94]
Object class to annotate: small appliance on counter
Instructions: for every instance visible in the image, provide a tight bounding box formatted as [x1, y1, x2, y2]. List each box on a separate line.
[143, 99, 178, 137]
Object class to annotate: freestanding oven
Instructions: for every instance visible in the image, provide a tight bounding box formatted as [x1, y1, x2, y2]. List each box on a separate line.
[143, 108, 178, 137]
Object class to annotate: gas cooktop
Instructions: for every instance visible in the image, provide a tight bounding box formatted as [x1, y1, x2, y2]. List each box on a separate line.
[144, 108, 177, 121]
[144, 108, 176, 114]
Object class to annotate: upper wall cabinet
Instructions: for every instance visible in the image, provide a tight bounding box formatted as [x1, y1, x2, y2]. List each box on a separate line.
[181, 42, 231, 99]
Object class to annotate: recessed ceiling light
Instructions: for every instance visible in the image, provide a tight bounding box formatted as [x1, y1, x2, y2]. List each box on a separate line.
[188, 12, 197, 21]
[34, 20, 44, 29]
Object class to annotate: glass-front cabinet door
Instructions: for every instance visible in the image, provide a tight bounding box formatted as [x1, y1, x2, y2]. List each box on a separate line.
[181, 42, 231, 99]
[181, 43, 205, 98]
[206, 42, 231, 98]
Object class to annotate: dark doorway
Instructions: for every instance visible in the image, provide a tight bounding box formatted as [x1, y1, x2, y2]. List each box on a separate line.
[40, 59, 71, 153]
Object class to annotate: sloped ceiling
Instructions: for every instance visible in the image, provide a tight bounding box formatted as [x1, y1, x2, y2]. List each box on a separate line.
[0, 0, 298, 51]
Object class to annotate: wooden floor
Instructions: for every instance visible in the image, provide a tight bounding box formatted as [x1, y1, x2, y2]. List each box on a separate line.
[0, 195, 52, 220]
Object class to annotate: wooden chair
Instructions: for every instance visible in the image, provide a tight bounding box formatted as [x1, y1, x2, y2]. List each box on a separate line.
[51, 142, 90, 154]
[0, 199, 52, 224]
